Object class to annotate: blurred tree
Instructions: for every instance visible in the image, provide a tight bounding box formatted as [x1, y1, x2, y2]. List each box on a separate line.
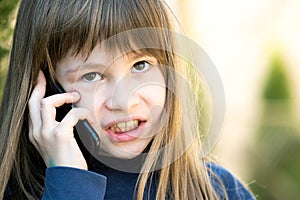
[263, 56, 291, 101]
[0, 0, 19, 59]
[0, 0, 19, 100]
[250, 55, 300, 200]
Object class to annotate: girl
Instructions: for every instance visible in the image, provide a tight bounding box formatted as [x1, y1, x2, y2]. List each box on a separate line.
[0, 0, 255, 199]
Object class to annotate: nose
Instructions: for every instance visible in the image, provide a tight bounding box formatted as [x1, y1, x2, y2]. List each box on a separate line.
[104, 79, 140, 112]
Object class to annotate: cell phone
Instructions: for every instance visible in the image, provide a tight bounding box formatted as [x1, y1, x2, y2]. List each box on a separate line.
[43, 69, 100, 170]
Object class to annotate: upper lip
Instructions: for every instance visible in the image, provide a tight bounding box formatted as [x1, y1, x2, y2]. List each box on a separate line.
[104, 116, 147, 130]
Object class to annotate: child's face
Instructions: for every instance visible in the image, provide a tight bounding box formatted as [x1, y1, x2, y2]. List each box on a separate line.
[55, 44, 166, 159]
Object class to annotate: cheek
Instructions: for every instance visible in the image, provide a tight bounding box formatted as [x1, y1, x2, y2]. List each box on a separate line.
[75, 87, 106, 116]
[141, 85, 166, 114]
[149, 85, 165, 104]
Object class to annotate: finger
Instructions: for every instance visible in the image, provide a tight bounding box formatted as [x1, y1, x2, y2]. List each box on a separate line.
[61, 107, 94, 128]
[28, 71, 46, 144]
[55, 108, 94, 139]
[40, 92, 80, 125]
[28, 115, 42, 153]
[28, 70, 46, 125]
[41, 92, 80, 108]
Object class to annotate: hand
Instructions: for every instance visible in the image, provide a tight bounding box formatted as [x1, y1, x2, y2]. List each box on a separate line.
[28, 70, 93, 170]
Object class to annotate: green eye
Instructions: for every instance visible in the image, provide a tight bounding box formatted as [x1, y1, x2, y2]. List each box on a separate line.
[82, 72, 103, 82]
[132, 61, 151, 73]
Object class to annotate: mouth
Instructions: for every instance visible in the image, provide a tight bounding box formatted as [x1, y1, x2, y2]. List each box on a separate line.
[108, 119, 141, 133]
[105, 119, 147, 142]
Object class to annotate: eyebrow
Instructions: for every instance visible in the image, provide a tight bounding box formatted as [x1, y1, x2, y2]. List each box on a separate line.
[128, 52, 143, 60]
[65, 62, 106, 74]
[126, 52, 157, 63]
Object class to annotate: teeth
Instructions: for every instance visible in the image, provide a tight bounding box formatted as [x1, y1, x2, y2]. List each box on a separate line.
[109, 120, 139, 133]
[117, 122, 126, 129]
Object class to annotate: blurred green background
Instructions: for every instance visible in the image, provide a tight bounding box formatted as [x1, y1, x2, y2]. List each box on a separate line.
[250, 55, 300, 199]
[0, 0, 19, 100]
[1, 0, 300, 199]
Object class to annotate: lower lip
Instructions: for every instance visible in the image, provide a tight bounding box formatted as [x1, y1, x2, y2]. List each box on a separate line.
[105, 122, 146, 142]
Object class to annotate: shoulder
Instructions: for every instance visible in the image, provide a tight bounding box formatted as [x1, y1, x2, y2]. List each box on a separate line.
[206, 163, 256, 200]
[42, 166, 107, 199]
[5, 167, 107, 199]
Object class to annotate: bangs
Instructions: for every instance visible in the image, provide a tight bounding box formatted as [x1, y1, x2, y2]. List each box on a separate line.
[33, 0, 174, 72]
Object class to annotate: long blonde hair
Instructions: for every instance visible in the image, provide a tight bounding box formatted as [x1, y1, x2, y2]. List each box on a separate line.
[0, 0, 221, 199]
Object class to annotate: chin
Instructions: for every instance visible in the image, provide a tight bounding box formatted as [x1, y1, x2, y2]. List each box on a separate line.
[98, 147, 140, 159]
[114, 147, 146, 159]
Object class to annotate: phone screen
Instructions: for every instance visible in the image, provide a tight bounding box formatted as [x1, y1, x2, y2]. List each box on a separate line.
[43, 69, 100, 170]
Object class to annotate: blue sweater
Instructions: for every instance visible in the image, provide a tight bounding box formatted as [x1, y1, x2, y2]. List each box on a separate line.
[38, 160, 255, 200]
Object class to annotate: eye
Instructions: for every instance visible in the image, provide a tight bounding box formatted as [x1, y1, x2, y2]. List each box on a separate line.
[81, 72, 103, 82]
[131, 61, 151, 73]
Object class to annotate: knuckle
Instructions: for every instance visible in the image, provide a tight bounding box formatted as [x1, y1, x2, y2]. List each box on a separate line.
[39, 124, 50, 140]
[40, 98, 49, 107]
[53, 126, 62, 135]
[28, 97, 33, 106]
[69, 109, 81, 120]
[53, 126, 66, 140]
[69, 112, 79, 122]
[28, 96, 36, 108]
[39, 131, 49, 142]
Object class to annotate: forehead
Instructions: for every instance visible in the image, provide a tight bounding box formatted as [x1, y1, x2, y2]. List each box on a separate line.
[44, 0, 171, 66]
[64, 43, 150, 61]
